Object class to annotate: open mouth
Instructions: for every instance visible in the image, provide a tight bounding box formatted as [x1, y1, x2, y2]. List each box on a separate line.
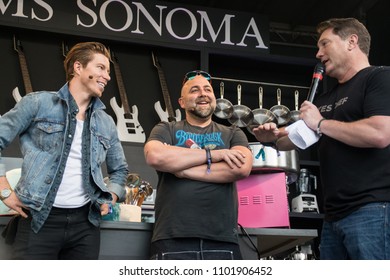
[196, 97, 211, 105]
[97, 82, 106, 89]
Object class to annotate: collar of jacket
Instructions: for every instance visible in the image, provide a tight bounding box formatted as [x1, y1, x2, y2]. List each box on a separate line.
[57, 83, 106, 112]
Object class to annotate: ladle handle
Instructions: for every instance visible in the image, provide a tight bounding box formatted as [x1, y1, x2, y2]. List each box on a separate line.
[237, 84, 242, 105]
[220, 81, 225, 99]
[294, 90, 299, 110]
[259, 86, 263, 109]
[277, 88, 282, 105]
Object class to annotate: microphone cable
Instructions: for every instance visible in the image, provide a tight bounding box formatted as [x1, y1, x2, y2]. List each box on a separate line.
[238, 223, 261, 260]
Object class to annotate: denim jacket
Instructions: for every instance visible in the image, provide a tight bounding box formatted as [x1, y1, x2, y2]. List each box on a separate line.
[0, 83, 128, 232]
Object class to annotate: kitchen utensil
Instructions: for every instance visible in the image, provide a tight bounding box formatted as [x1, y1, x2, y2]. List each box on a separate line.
[249, 142, 299, 183]
[296, 168, 317, 193]
[124, 173, 153, 206]
[125, 181, 153, 206]
[228, 84, 254, 127]
[270, 88, 291, 126]
[290, 246, 308, 260]
[247, 86, 277, 135]
[290, 90, 300, 123]
[291, 168, 319, 213]
[214, 81, 234, 119]
[291, 193, 319, 213]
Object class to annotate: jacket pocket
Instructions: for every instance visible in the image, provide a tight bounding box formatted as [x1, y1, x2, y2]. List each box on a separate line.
[34, 121, 65, 151]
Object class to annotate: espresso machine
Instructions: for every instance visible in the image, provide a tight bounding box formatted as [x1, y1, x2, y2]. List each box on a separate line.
[291, 168, 319, 213]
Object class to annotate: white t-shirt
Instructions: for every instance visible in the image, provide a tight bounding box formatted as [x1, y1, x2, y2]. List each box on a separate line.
[54, 119, 90, 208]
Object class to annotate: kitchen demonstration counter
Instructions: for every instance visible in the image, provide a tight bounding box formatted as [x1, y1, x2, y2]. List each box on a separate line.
[0, 216, 317, 260]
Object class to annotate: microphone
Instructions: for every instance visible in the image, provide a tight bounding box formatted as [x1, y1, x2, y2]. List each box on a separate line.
[307, 63, 325, 102]
[185, 139, 201, 149]
[88, 75, 93, 79]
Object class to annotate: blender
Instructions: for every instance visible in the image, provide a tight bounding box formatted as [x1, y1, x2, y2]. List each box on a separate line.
[291, 168, 319, 213]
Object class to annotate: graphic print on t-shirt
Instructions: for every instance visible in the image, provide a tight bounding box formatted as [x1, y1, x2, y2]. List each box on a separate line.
[175, 129, 225, 149]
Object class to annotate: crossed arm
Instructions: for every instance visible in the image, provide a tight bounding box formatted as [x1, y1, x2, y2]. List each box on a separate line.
[144, 140, 253, 183]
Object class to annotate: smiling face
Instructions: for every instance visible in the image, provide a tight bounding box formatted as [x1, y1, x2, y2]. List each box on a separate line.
[70, 53, 111, 100]
[179, 74, 216, 125]
[79, 53, 111, 98]
[65, 42, 112, 100]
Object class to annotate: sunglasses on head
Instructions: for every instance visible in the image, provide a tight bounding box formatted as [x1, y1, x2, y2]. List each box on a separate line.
[182, 70, 212, 85]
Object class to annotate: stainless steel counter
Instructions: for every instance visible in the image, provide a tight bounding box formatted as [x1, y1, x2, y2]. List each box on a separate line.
[239, 227, 318, 258]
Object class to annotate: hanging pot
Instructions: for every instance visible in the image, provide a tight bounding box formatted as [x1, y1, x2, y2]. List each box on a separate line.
[247, 86, 276, 135]
[228, 84, 254, 127]
[214, 81, 234, 119]
[290, 90, 301, 123]
[270, 88, 291, 126]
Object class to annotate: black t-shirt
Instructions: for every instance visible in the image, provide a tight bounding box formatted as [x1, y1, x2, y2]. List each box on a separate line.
[315, 66, 390, 221]
[147, 120, 250, 243]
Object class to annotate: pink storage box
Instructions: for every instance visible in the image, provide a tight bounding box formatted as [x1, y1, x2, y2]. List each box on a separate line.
[236, 172, 290, 228]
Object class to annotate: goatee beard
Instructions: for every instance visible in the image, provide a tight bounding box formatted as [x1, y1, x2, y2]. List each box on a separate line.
[189, 107, 213, 119]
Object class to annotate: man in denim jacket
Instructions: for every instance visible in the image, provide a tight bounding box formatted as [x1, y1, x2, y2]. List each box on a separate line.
[0, 42, 128, 259]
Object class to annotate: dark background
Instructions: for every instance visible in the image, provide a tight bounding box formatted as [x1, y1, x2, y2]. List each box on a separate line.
[1, 0, 390, 189]
[2, 0, 390, 259]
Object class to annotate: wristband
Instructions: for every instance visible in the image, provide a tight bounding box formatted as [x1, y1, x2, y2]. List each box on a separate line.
[205, 148, 211, 174]
[317, 118, 326, 136]
[261, 141, 277, 148]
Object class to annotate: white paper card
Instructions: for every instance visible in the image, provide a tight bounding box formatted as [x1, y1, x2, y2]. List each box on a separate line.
[286, 120, 320, 149]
